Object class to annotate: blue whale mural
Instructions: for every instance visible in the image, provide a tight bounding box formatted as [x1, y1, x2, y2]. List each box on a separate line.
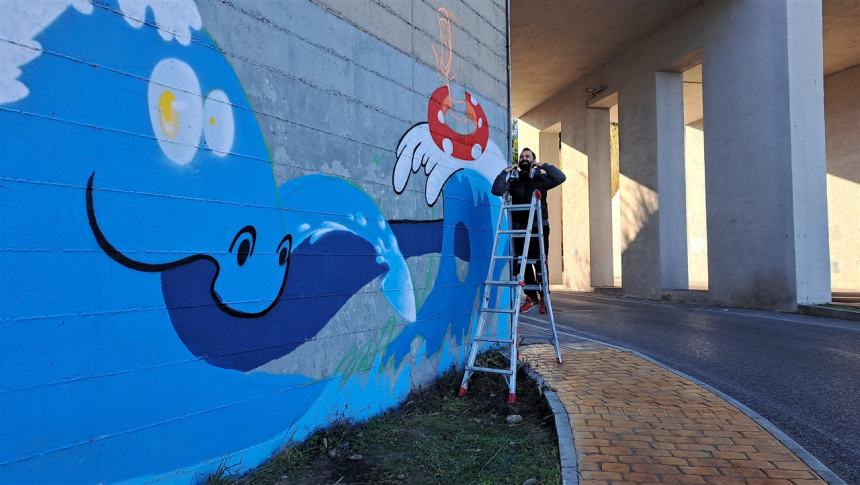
[86, 171, 438, 371]
[0, 0, 505, 482]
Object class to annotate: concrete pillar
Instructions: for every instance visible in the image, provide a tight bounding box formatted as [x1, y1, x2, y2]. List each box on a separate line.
[560, 111, 592, 291]
[518, 119, 540, 159]
[586, 108, 614, 287]
[540, 131, 563, 285]
[703, 0, 831, 309]
[618, 75, 662, 299]
[655, 71, 688, 290]
[786, 1, 831, 305]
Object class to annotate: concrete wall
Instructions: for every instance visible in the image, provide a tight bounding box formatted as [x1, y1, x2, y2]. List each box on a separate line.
[685, 121, 709, 289]
[825, 65, 860, 291]
[519, 0, 831, 309]
[0, 0, 509, 481]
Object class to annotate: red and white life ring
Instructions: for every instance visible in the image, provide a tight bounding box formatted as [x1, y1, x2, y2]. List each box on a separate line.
[426, 85, 489, 161]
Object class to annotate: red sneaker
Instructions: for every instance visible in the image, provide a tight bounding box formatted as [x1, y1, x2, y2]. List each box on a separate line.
[519, 296, 536, 313]
[539, 301, 547, 314]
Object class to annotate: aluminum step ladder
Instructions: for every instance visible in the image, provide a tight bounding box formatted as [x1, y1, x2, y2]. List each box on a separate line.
[458, 170, 563, 403]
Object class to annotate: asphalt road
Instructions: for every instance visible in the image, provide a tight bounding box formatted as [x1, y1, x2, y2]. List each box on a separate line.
[529, 291, 860, 485]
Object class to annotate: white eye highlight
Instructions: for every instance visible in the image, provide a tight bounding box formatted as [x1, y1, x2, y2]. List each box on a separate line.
[203, 90, 234, 157]
[147, 58, 202, 164]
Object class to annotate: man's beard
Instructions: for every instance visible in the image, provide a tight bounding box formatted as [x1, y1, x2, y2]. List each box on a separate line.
[518, 161, 531, 171]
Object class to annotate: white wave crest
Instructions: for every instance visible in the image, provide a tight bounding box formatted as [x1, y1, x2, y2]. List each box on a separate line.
[0, 1, 93, 104]
[117, 0, 201, 46]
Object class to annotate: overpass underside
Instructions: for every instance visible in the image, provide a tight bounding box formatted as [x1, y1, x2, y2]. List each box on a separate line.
[511, 0, 860, 311]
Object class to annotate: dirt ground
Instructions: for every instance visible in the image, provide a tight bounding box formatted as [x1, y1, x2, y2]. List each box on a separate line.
[207, 352, 561, 485]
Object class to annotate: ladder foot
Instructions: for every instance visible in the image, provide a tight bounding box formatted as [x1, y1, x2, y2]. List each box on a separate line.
[557, 357, 563, 364]
[458, 386, 468, 397]
[507, 392, 516, 404]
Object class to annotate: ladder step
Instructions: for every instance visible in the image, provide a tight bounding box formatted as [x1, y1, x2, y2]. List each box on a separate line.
[502, 204, 532, 211]
[467, 365, 513, 375]
[461, 190, 560, 403]
[473, 337, 515, 344]
[485, 280, 521, 286]
[481, 307, 516, 314]
[490, 256, 540, 264]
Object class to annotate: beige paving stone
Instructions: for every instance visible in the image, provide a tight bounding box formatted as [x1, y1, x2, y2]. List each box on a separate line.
[519, 344, 826, 485]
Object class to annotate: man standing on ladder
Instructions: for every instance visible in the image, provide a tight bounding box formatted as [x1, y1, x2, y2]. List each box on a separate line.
[459, 146, 566, 402]
[491, 147, 566, 314]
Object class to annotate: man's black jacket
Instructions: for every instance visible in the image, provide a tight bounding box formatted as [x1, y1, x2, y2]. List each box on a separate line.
[491, 164, 566, 227]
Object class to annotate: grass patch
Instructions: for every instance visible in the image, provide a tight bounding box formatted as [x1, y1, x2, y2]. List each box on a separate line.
[209, 352, 560, 485]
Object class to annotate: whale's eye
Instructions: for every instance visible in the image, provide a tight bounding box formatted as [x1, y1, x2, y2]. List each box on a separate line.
[229, 225, 257, 267]
[237, 239, 251, 266]
[276, 234, 292, 267]
[203, 89, 234, 157]
[147, 59, 202, 164]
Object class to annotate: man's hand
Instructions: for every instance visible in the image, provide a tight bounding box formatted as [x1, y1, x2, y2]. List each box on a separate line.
[527, 161, 545, 173]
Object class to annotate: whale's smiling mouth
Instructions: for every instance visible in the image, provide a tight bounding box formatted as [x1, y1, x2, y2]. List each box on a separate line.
[85, 172, 292, 318]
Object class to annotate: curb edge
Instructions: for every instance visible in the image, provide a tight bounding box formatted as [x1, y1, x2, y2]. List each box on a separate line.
[522, 364, 578, 485]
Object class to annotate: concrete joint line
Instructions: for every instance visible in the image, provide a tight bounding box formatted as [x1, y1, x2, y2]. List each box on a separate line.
[545, 328, 848, 485]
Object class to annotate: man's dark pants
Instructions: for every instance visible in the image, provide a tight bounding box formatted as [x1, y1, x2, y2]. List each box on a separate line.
[511, 224, 550, 301]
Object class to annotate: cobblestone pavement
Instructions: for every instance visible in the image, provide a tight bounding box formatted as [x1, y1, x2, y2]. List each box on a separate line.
[517, 290, 857, 483]
[519, 339, 827, 485]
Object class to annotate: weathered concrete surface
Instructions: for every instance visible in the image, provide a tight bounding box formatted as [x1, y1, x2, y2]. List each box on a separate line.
[315, 0, 508, 108]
